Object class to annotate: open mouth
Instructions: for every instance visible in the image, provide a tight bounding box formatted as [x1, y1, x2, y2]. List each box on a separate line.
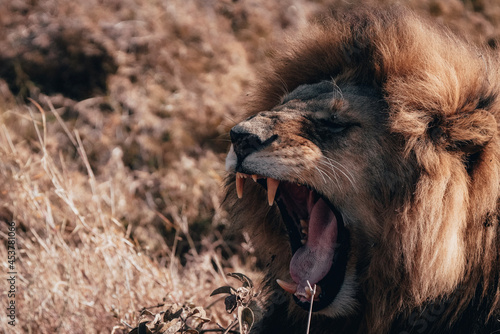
[235, 172, 350, 312]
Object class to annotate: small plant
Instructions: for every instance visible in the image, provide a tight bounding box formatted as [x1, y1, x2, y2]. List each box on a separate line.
[210, 273, 261, 334]
[127, 303, 211, 334]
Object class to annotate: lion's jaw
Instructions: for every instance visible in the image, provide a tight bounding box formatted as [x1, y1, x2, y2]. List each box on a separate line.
[226, 81, 393, 317]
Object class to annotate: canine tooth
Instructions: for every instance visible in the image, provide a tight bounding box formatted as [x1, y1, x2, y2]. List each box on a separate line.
[300, 219, 308, 228]
[267, 178, 280, 206]
[305, 286, 312, 299]
[252, 174, 258, 182]
[301, 228, 308, 235]
[236, 174, 245, 199]
[305, 285, 321, 300]
[276, 279, 297, 294]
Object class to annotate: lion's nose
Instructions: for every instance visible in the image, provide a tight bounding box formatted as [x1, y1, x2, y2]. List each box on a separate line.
[230, 123, 277, 162]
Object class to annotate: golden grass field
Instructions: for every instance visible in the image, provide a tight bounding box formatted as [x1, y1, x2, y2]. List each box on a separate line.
[1, 0, 500, 333]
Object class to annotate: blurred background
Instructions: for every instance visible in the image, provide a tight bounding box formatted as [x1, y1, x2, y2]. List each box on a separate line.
[0, 0, 499, 332]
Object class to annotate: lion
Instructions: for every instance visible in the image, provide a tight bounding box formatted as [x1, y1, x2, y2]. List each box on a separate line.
[224, 6, 500, 334]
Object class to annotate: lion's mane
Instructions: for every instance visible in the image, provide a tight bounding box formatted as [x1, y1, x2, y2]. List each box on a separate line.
[225, 6, 500, 333]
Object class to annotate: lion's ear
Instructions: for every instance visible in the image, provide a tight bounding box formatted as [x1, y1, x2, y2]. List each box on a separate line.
[443, 110, 497, 154]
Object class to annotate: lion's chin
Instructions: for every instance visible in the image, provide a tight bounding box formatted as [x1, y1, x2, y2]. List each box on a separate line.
[235, 172, 350, 312]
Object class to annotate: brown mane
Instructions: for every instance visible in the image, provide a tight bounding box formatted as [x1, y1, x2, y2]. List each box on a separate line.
[226, 6, 500, 333]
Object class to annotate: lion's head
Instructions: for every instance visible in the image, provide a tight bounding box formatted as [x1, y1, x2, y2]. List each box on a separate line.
[224, 7, 500, 333]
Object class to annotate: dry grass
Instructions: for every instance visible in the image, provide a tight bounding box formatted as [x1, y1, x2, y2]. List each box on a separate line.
[1, 0, 500, 333]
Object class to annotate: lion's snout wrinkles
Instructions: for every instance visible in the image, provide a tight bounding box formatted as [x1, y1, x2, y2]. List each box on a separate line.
[224, 5, 500, 334]
[227, 106, 325, 183]
[229, 115, 278, 164]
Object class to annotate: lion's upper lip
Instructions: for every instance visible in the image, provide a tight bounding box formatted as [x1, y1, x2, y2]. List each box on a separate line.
[234, 171, 350, 311]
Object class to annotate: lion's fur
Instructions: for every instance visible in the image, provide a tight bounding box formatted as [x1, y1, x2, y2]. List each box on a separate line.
[225, 6, 500, 333]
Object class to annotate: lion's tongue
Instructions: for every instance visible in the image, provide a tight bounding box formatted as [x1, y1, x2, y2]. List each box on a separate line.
[290, 197, 337, 300]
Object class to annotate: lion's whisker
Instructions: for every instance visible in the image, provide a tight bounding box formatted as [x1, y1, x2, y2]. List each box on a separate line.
[318, 159, 355, 190]
[322, 159, 356, 189]
[315, 163, 344, 192]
